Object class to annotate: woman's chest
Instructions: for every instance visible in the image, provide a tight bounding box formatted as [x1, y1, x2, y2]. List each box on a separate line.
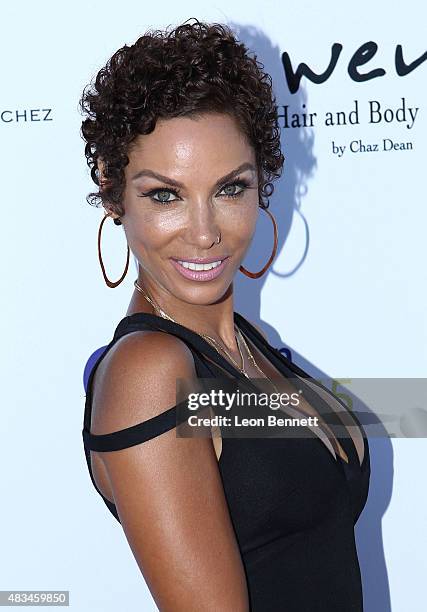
[216, 435, 356, 552]
[227, 338, 365, 467]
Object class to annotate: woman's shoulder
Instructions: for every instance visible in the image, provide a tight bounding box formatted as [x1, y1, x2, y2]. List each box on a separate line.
[103, 326, 197, 381]
[90, 329, 198, 436]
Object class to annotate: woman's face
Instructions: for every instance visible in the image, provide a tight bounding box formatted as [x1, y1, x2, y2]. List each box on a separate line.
[119, 112, 259, 306]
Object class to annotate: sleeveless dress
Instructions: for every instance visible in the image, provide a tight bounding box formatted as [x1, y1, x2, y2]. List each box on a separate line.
[82, 311, 371, 612]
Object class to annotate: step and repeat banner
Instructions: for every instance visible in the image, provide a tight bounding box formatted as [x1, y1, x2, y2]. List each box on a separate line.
[2, 1, 425, 610]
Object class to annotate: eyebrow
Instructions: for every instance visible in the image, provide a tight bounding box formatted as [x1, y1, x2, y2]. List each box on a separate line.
[130, 162, 257, 190]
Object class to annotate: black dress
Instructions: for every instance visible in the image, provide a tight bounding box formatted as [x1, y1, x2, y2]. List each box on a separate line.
[82, 311, 370, 612]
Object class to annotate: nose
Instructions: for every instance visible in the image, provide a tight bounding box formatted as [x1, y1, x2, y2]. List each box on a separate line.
[184, 200, 221, 250]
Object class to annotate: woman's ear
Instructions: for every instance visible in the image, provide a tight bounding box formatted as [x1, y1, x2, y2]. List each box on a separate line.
[97, 157, 108, 189]
[97, 158, 121, 221]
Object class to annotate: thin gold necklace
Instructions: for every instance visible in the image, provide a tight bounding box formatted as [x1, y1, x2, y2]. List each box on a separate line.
[133, 279, 279, 392]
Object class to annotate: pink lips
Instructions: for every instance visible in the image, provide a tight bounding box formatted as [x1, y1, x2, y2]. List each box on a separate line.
[170, 257, 230, 281]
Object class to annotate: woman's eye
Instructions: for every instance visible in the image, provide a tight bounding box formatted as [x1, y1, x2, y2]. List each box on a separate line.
[219, 182, 246, 198]
[138, 188, 180, 204]
[151, 189, 179, 204]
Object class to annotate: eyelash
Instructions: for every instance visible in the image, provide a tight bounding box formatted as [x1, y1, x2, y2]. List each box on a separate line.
[137, 179, 252, 205]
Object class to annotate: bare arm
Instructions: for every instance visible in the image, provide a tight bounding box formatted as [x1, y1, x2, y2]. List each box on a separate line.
[91, 331, 249, 611]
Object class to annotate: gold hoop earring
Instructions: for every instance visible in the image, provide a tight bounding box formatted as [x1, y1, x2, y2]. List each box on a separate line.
[239, 207, 278, 279]
[97, 212, 130, 288]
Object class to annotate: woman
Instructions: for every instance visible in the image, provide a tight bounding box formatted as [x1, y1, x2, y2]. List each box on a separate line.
[81, 18, 370, 611]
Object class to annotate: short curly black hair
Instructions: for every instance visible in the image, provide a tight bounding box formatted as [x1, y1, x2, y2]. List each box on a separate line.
[79, 17, 285, 216]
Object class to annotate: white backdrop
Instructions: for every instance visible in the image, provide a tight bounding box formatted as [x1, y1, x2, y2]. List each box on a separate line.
[1, 1, 425, 610]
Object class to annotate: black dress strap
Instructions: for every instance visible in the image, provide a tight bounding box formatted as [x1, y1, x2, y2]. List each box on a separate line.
[82, 397, 192, 452]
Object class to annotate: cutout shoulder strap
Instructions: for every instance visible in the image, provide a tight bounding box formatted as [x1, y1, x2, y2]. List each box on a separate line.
[82, 397, 190, 452]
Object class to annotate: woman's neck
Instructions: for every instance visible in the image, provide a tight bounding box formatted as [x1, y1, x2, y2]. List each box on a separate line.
[126, 274, 238, 351]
